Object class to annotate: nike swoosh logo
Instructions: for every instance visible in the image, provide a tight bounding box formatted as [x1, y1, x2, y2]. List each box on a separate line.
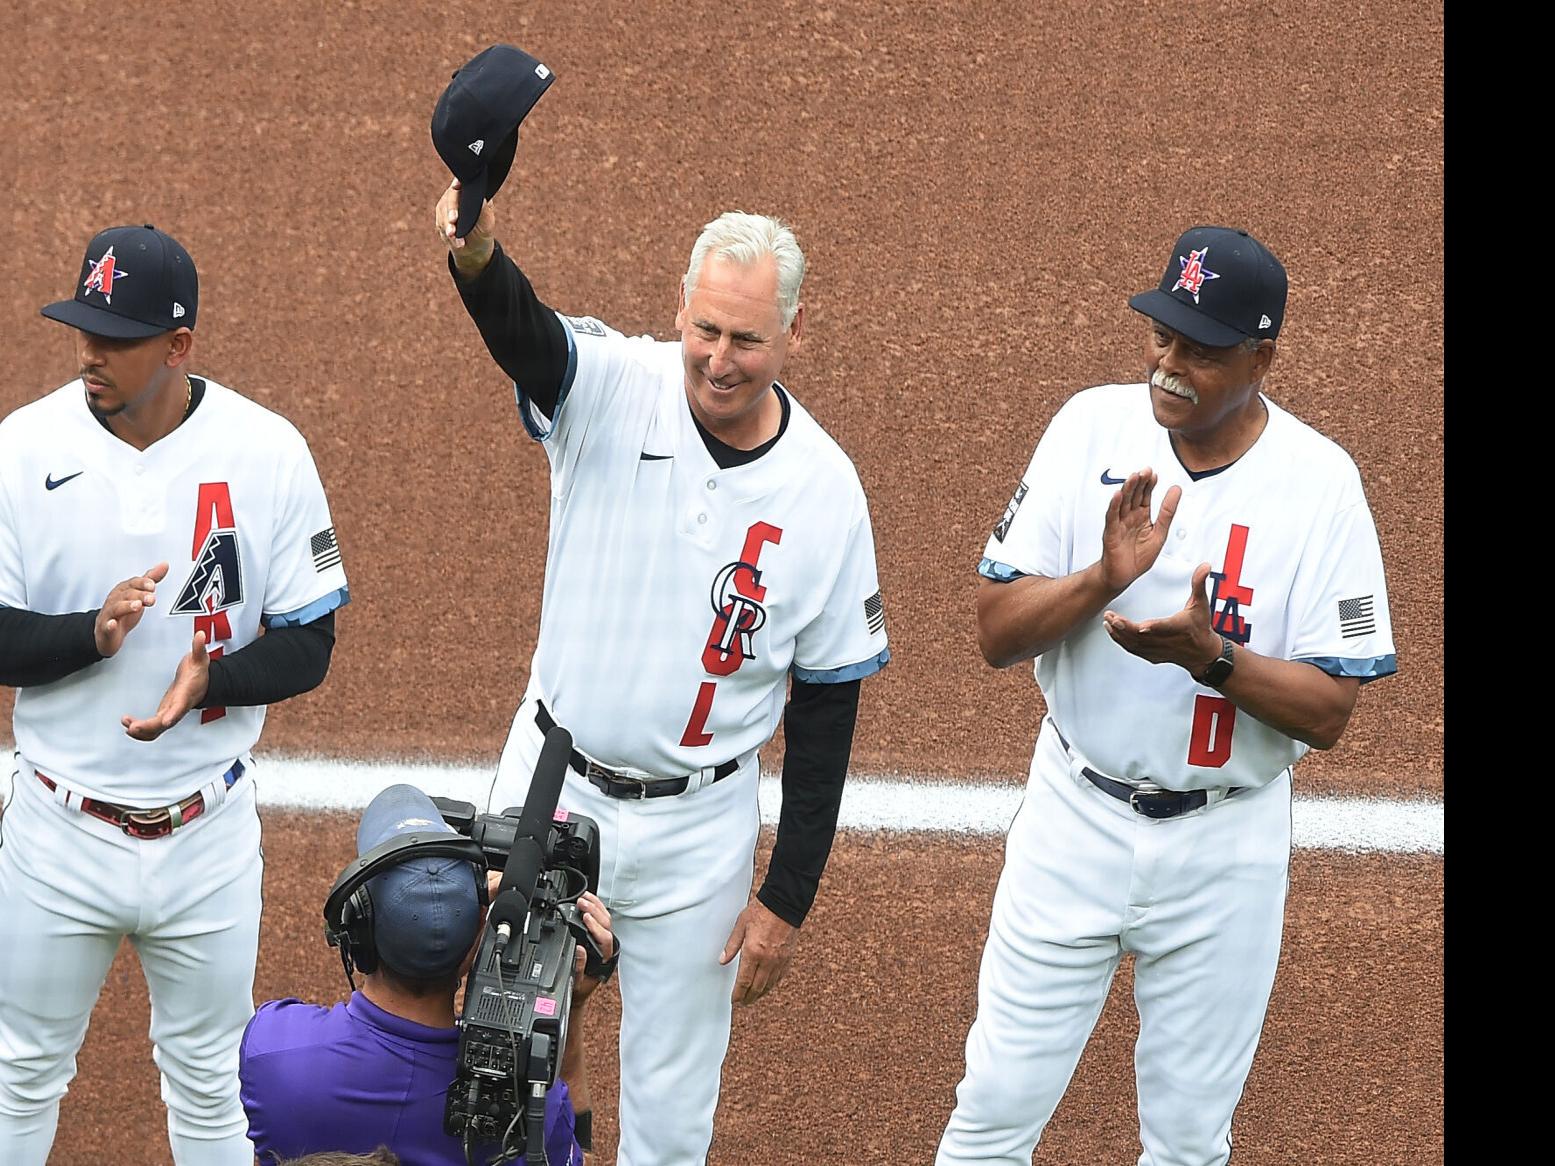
[45, 471, 83, 491]
[1100, 469, 1125, 485]
[639, 453, 673, 461]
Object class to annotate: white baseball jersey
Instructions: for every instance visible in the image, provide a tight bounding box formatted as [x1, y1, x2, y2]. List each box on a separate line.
[980, 383, 1396, 790]
[0, 378, 349, 802]
[513, 313, 889, 775]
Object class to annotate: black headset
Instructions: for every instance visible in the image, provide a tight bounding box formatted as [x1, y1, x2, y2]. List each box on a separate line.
[322, 832, 489, 990]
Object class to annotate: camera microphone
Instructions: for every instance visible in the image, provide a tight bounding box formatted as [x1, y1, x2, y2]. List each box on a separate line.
[488, 726, 573, 945]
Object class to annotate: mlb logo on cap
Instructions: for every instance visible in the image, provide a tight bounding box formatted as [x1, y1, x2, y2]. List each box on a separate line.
[41, 224, 198, 339]
[1128, 225, 1287, 349]
[431, 44, 557, 239]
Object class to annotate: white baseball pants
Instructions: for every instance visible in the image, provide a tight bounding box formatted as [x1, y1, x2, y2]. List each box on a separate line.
[936, 720, 1292, 1166]
[0, 755, 262, 1165]
[495, 695, 761, 1166]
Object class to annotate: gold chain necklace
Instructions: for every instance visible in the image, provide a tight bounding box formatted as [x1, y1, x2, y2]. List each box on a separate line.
[182, 374, 193, 419]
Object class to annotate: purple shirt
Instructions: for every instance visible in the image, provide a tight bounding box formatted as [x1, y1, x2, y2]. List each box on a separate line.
[240, 992, 581, 1166]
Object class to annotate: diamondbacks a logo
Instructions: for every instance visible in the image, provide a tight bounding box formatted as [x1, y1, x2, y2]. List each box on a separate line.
[1172, 247, 1219, 303]
[83, 247, 126, 303]
[1208, 523, 1254, 644]
[173, 483, 243, 724]
[172, 532, 244, 616]
[699, 522, 783, 677]
[993, 481, 1028, 542]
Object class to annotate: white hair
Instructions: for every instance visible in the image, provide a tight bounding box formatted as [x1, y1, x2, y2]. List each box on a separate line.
[682, 212, 806, 329]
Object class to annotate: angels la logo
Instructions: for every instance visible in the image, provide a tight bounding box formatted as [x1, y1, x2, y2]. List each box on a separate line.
[1208, 523, 1254, 644]
[1172, 247, 1219, 303]
[82, 247, 126, 303]
[172, 528, 245, 616]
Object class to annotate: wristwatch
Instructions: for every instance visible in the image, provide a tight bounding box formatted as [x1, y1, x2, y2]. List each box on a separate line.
[1192, 634, 1236, 688]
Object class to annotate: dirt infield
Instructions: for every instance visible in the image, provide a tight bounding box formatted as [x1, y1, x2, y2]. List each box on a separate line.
[4, 0, 1441, 1162]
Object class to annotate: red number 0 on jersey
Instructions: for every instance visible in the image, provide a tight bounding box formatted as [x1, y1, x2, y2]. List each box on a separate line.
[1187, 695, 1236, 768]
[680, 521, 784, 748]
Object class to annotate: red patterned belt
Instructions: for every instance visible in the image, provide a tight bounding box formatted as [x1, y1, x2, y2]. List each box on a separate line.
[35, 760, 245, 840]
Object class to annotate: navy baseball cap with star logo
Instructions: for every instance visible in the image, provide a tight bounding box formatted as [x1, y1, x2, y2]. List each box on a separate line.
[431, 44, 556, 239]
[41, 224, 198, 339]
[1129, 225, 1287, 349]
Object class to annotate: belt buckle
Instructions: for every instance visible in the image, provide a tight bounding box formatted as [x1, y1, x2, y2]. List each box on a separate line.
[123, 807, 172, 839]
[589, 761, 648, 800]
[1128, 790, 1179, 820]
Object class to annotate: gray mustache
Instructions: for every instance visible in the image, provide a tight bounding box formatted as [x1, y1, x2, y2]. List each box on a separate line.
[1151, 369, 1198, 403]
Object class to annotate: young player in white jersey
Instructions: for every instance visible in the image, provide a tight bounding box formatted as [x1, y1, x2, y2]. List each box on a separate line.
[434, 58, 888, 1165]
[0, 224, 349, 1164]
[936, 226, 1396, 1166]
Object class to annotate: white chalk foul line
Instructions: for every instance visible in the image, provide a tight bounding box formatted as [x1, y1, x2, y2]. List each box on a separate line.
[246, 755, 1443, 855]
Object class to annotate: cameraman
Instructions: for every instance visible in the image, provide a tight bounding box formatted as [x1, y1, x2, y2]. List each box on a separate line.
[239, 784, 613, 1165]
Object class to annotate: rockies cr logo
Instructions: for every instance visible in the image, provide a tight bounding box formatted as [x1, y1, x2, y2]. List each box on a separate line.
[704, 561, 770, 674]
[698, 521, 782, 678]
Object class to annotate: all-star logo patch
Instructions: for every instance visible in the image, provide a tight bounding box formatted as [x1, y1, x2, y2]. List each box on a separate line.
[993, 481, 1029, 542]
[1171, 247, 1219, 303]
[565, 315, 607, 337]
[83, 247, 127, 303]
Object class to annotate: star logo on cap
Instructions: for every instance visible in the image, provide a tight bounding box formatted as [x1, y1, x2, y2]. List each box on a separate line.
[1171, 247, 1219, 304]
[82, 246, 127, 304]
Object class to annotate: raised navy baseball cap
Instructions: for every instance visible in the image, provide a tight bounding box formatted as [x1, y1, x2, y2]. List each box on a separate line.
[431, 44, 556, 239]
[1129, 225, 1287, 349]
[41, 224, 198, 339]
[357, 784, 482, 979]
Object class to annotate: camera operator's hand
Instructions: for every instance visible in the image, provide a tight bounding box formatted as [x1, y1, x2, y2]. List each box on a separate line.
[573, 892, 615, 1006]
[720, 897, 799, 1007]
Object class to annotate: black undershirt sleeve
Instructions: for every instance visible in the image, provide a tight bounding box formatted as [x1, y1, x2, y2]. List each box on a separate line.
[0, 607, 336, 705]
[450, 242, 571, 419]
[756, 677, 862, 928]
[196, 609, 336, 709]
[0, 607, 102, 687]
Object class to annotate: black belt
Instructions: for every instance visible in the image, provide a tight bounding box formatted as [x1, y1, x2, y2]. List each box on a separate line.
[1050, 721, 1242, 820]
[535, 700, 739, 799]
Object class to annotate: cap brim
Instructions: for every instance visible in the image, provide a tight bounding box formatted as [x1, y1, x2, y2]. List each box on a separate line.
[1128, 290, 1248, 349]
[40, 300, 171, 339]
[454, 168, 493, 240]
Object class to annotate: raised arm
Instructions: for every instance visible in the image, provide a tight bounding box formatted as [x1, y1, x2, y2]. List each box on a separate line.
[436, 180, 570, 419]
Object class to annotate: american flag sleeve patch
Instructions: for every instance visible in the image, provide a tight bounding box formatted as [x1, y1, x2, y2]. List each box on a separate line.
[1338, 595, 1375, 639]
[311, 527, 342, 573]
[864, 590, 885, 636]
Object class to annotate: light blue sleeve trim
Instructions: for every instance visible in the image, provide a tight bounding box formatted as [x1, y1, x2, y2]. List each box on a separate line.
[977, 558, 1028, 583]
[1297, 653, 1398, 684]
[793, 647, 891, 684]
[263, 586, 350, 629]
[515, 312, 579, 442]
